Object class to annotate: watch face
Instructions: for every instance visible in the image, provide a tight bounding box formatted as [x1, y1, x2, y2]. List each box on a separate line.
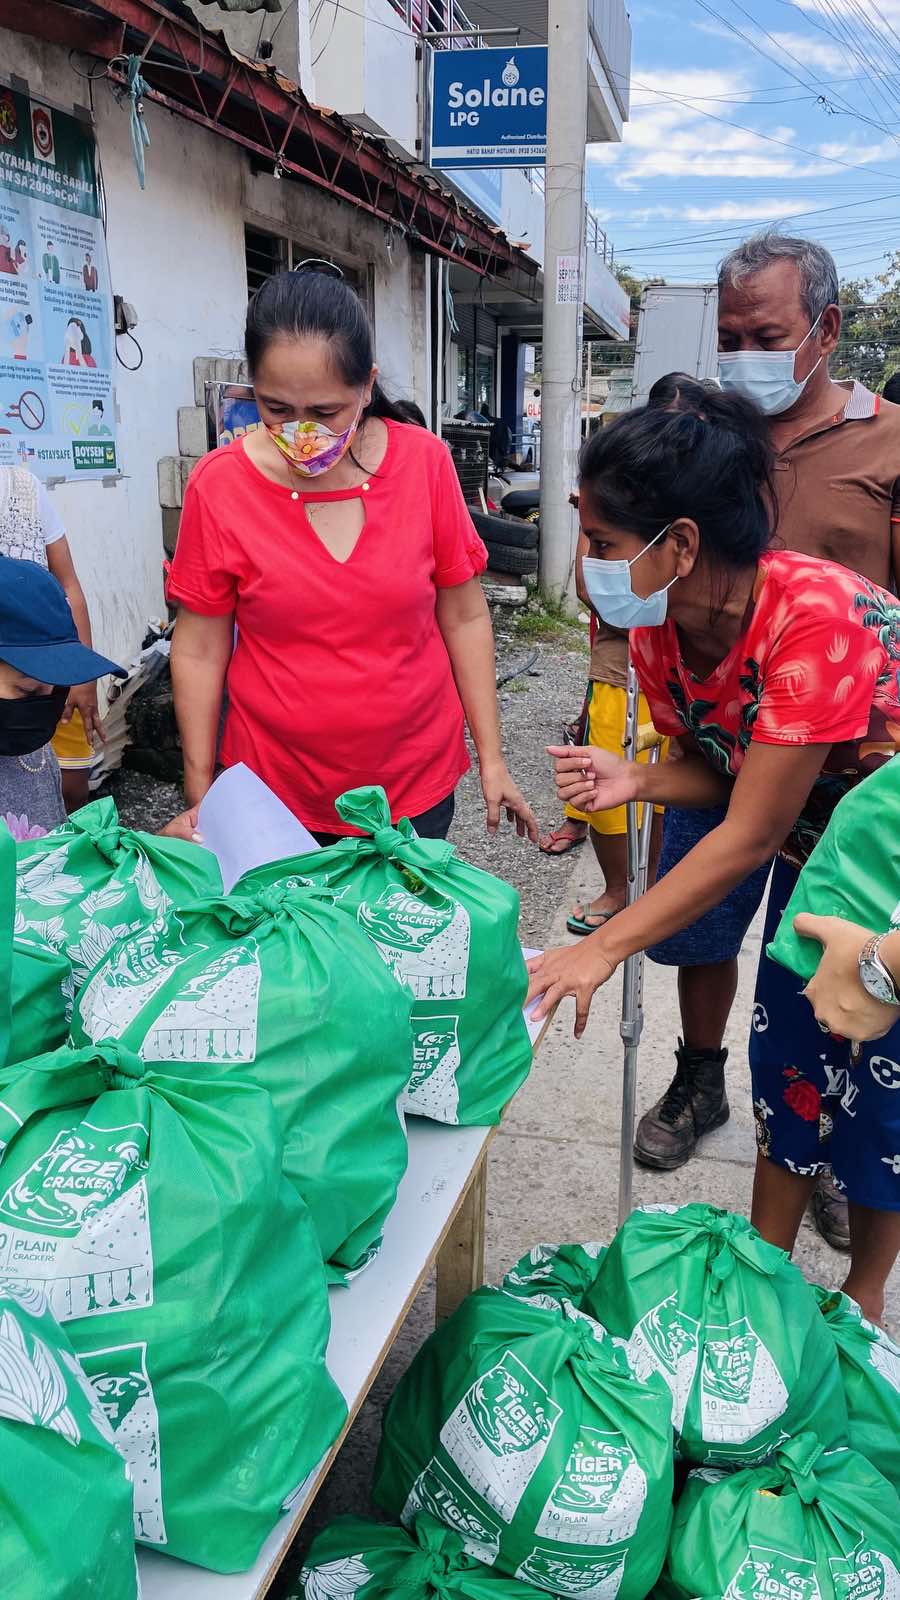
[861, 957, 899, 1006]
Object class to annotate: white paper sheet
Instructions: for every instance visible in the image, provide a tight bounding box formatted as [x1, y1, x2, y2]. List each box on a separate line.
[197, 764, 320, 892]
[521, 946, 545, 1044]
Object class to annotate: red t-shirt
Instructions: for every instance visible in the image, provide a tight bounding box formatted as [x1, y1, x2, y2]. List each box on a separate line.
[168, 421, 488, 832]
[631, 549, 900, 862]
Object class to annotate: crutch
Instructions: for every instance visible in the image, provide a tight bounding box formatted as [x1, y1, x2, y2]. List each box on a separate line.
[617, 657, 663, 1226]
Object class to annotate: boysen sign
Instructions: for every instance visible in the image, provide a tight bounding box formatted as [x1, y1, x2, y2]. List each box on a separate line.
[431, 46, 548, 169]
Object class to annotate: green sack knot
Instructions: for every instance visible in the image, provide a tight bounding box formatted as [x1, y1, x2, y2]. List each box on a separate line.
[69, 798, 122, 864]
[704, 1211, 740, 1282]
[255, 882, 295, 915]
[374, 823, 405, 856]
[92, 1037, 147, 1086]
[421, 1553, 454, 1591]
[778, 1432, 823, 1503]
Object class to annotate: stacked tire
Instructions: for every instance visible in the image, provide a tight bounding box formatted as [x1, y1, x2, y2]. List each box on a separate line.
[471, 510, 539, 578]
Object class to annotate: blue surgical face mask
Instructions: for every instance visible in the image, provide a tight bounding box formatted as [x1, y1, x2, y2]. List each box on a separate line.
[716, 312, 823, 416]
[581, 524, 677, 629]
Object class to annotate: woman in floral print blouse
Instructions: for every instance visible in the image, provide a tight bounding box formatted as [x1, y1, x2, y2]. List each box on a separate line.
[528, 388, 900, 1323]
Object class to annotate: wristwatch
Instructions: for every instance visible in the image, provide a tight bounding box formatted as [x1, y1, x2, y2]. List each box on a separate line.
[858, 933, 900, 1007]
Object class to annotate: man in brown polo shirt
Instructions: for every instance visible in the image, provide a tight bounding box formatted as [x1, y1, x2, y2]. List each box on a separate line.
[634, 231, 900, 1252]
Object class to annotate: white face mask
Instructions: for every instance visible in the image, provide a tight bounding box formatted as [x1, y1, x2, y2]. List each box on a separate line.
[717, 312, 824, 416]
[581, 524, 677, 630]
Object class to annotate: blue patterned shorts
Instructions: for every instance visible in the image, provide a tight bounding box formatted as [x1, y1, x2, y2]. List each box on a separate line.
[646, 805, 772, 967]
[750, 856, 900, 1210]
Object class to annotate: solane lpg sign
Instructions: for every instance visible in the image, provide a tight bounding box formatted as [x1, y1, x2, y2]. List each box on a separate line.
[430, 45, 548, 169]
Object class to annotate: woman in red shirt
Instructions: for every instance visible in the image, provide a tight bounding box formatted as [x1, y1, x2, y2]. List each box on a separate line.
[166, 268, 535, 844]
[528, 389, 900, 1322]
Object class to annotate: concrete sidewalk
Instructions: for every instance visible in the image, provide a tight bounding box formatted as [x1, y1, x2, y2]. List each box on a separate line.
[486, 846, 899, 1312]
[278, 840, 898, 1595]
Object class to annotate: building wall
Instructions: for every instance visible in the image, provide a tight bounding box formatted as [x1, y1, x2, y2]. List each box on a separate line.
[242, 170, 424, 405]
[3, 33, 248, 668]
[3, 32, 425, 669]
[180, 0, 315, 97]
[310, 0, 418, 159]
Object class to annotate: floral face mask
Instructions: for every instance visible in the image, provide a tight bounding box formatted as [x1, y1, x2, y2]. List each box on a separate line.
[266, 395, 366, 477]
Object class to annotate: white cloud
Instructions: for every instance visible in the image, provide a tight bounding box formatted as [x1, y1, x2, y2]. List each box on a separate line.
[622, 198, 817, 224]
[790, 0, 900, 17]
[588, 68, 898, 189]
[767, 31, 846, 73]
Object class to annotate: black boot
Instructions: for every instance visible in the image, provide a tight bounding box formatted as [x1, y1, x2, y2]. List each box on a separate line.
[633, 1040, 730, 1171]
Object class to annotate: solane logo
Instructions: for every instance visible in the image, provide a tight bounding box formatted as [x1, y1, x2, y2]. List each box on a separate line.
[446, 54, 545, 128]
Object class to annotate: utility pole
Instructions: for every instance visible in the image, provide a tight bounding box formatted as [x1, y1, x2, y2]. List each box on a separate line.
[538, 0, 588, 606]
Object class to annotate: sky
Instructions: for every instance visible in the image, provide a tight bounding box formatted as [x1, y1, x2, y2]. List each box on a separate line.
[586, 0, 900, 287]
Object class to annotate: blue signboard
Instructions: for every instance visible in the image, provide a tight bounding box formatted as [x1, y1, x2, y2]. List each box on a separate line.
[451, 167, 503, 226]
[430, 45, 548, 170]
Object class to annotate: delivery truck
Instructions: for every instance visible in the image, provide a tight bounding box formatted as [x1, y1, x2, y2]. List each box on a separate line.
[631, 283, 719, 407]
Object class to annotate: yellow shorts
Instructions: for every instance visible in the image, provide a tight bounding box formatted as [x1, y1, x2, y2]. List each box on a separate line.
[51, 709, 95, 770]
[564, 680, 669, 837]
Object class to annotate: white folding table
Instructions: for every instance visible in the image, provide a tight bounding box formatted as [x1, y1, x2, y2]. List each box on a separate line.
[137, 1009, 549, 1599]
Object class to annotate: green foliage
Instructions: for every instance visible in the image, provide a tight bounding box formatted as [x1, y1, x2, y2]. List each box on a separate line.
[835, 251, 900, 390]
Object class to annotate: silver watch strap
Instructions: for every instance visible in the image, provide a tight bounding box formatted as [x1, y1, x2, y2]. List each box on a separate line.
[864, 934, 900, 1006]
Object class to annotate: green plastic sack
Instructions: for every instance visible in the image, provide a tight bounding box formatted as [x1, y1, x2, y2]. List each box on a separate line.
[0, 1280, 137, 1600]
[301, 1514, 568, 1598]
[2, 820, 72, 1069]
[814, 1285, 900, 1497]
[15, 795, 223, 985]
[0, 1037, 346, 1571]
[374, 1285, 674, 1598]
[10, 935, 74, 1064]
[768, 757, 900, 981]
[70, 877, 411, 1278]
[582, 1204, 847, 1467]
[260, 785, 532, 1125]
[501, 1242, 607, 1313]
[661, 1433, 900, 1599]
[1, 819, 13, 1067]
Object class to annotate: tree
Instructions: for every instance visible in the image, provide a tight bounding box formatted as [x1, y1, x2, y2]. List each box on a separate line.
[585, 263, 664, 371]
[835, 252, 900, 391]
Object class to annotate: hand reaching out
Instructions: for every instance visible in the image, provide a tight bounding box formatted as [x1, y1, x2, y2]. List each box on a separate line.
[547, 744, 638, 817]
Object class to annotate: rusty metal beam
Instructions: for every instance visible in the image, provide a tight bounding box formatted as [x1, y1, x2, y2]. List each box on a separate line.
[10, 0, 527, 277]
[0, 0, 122, 53]
[103, 66, 495, 274]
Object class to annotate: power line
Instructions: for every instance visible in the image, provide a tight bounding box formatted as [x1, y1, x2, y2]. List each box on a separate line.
[609, 189, 900, 254]
[610, 71, 900, 183]
[776, 0, 900, 95]
[722, 0, 900, 139]
[805, 0, 900, 123]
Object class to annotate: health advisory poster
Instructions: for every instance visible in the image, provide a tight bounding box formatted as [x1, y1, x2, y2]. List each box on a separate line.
[0, 83, 117, 481]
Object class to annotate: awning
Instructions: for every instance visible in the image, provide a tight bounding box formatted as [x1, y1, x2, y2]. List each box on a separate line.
[450, 265, 629, 343]
[1, 0, 541, 280]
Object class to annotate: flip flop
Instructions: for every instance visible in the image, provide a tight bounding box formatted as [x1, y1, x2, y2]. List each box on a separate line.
[539, 827, 587, 857]
[566, 906, 621, 937]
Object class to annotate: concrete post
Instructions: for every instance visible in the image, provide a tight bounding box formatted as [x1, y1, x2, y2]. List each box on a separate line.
[538, 0, 588, 605]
